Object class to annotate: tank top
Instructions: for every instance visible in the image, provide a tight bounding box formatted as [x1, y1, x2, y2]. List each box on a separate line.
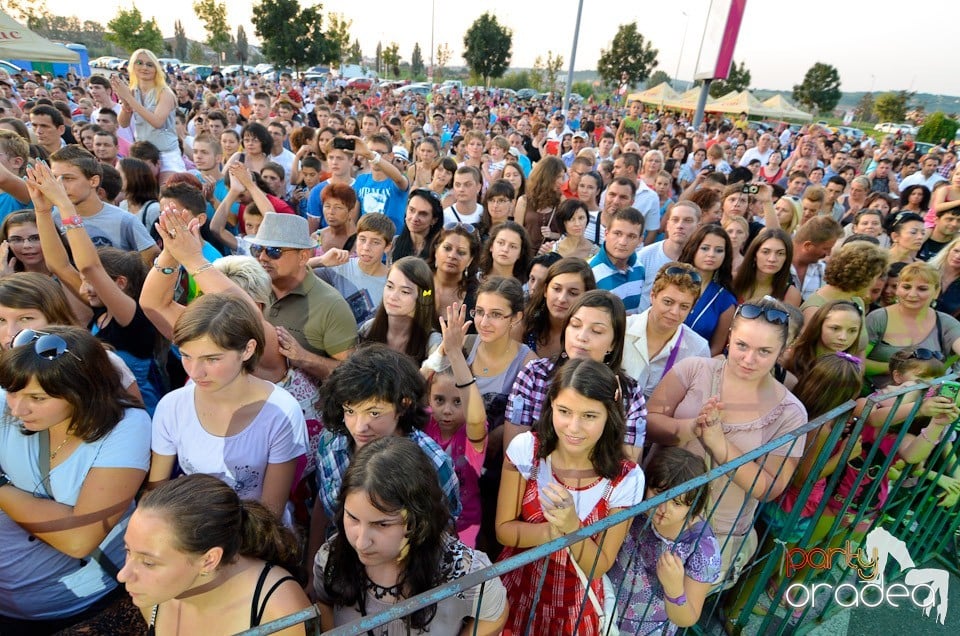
[467, 337, 532, 429]
[133, 87, 179, 153]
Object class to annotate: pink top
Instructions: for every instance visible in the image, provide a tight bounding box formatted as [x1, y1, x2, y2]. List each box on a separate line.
[424, 411, 487, 539]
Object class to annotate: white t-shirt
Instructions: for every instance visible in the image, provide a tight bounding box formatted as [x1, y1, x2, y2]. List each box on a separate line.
[443, 203, 484, 226]
[152, 384, 308, 502]
[634, 241, 672, 312]
[270, 148, 297, 186]
[599, 181, 660, 233]
[506, 431, 645, 518]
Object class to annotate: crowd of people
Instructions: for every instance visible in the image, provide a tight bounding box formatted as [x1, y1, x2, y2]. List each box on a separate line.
[0, 49, 957, 635]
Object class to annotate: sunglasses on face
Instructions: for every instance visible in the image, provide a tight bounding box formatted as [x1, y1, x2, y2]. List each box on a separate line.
[909, 348, 944, 361]
[736, 303, 790, 326]
[662, 266, 701, 285]
[12, 329, 81, 361]
[250, 245, 296, 260]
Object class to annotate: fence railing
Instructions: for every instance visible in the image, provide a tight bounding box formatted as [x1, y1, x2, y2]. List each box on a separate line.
[238, 375, 960, 636]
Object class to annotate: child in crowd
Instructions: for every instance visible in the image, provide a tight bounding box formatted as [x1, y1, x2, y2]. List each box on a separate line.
[608, 447, 722, 635]
[784, 300, 864, 380]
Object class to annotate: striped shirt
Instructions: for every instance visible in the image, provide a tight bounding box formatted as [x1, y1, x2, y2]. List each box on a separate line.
[590, 247, 646, 314]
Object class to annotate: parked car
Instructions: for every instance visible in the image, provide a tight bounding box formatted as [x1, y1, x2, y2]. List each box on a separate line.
[516, 88, 538, 100]
[875, 122, 917, 135]
[836, 126, 865, 141]
[254, 63, 274, 74]
[346, 76, 374, 91]
[394, 82, 431, 97]
[92, 56, 122, 69]
[157, 58, 182, 69]
[913, 142, 938, 155]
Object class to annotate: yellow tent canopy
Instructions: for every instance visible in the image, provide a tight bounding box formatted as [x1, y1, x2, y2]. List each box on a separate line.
[625, 82, 681, 108]
[0, 10, 79, 63]
[761, 94, 813, 122]
[706, 90, 775, 116]
[663, 87, 711, 111]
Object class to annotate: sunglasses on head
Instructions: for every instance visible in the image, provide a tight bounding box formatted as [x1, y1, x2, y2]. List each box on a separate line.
[249, 245, 295, 260]
[12, 329, 81, 361]
[909, 348, 944, 361]
[443, 221, 478, 235]
[662, 266, 702, 285]
[736, 303, 790, 326]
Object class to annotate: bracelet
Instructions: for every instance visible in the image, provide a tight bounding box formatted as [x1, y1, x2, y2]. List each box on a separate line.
[664, 592, 688, 606]
[61, 215, 84, 229]
[152, 258, 178, 275]
[467, 433, 488, 443]
[190, 262, 214, 277]
[920, 426, 943, 444]
[455, 377, 476, 388]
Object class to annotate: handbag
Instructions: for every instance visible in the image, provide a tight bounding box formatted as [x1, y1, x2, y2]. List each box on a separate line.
[567, 549, 620, 635]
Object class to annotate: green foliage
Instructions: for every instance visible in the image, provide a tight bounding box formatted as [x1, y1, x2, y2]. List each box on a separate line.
[530, 51, 563, 92]
[383, 42, 400, 78]
[646, 70, 671, 89]
[105, 6, 165, 55]
[187, 41, 205, 64]
[918, 112, 960, 144]
[434, 43, 452, 80]
[236, 25, 249, 65]
[251, 0, 335, 71]
[709, 60, 751, 97]
[492, 71, 531, 91]
[873, 91, 912, 123]
[347, 39, 362, 65]
[792, 62, 842, 114]
[462, 12, 513, 85]
[411, 43, 425, 77]
[856, 92, 875, 123]
[326, 13, 352, 68]
[597, 22, 659, 89]
[173, 20, 189, 61]
[572, 81, 595, 99]
[193, 0, 231, 60]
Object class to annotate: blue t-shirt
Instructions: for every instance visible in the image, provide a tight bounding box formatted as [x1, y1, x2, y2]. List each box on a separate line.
[0, 406, 151, 619]
[0, 191, 31, 225]
[353, 173, 405, 235]
[684, 280, 737, 344]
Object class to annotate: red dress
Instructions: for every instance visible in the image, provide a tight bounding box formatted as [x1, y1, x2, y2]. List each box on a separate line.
[499, 441, 633, 636]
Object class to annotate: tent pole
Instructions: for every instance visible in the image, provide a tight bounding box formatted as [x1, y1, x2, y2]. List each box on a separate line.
[693, 80, 712, 129]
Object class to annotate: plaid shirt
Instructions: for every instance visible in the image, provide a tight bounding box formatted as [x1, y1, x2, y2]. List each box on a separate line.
[315, 428, 462, 520]
[940, 160, 956, 179]
[505, 358, 648, 447]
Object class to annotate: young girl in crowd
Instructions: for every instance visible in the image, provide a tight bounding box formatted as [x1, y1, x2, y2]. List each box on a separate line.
[520, 257, 596, 359]
[149, 294, 308, 521]
[0, 326, 150, 634]
[479, 179, 516, 242]
[0, 211, 48, 275]
[721, 215, 748, 273]
[785, 300, 865, 381]
[315, 436, 508, 634]
[608, 447, 722, 635]
[478, 221, 531, 283]
[731, 228, 802, 306]
[547, 198, 600, 261]
[120, 474, 310, 635]
[497, 358, 645, 635]
[679, 224, 737, 355]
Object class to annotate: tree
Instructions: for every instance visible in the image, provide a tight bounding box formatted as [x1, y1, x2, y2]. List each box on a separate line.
[6, 0, 48, 29]
[530, 51, 564, 92]
[375, 41, 382, 76]
[873, 91, 912, 123]
[347, 39, 362, 65]
[646, 70, 672, 89]
[597, 22, 659, 89]
[708, 60, 751, 97]
[918, 112, 960, 144]
[856, 92, 875, 123]
[236, 25, 249, 69]
[435, 43, 452, 80]
[382, 42, 400, 78]
[792, 62, 842, 115]
[105, 7, 165, 55]
[252, 0, 335, 71]
[462, 12, 512, 86]
[193, 0, 231, 62]
[173, 20, 188, 61]
[326, 13, 352, 69]
[411, 43, 425, 77]
[188, 41, 205, 64]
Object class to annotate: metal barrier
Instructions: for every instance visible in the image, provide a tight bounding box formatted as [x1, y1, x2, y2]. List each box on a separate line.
[239, 375, 960, 636]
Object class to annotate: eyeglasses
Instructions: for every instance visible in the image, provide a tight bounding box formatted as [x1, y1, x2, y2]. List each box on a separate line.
[250, 245, 296, 260]
[662, 266, 702, 285]
[735, 303, 790, 326]
[134, 60, 155, 68]
[470, 308, 512, 323]
[6, 234, 40, 246]
[12, 329, 81, 361]
[908, 348, 944, 361]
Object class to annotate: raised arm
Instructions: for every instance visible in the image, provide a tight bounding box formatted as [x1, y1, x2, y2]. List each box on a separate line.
[25, 166, 81, 294]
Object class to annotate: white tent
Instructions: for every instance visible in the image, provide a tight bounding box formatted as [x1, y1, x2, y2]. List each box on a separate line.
[0, 10, 79, 63]
[761, 94, 813, 122]
[626, 82, 681, 108]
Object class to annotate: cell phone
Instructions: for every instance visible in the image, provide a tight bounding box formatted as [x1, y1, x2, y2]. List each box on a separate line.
[742, 184, 759, 195]
[703, 164, 715, 173]
[333, 137, 356, 152]
[938, 381, 960, 404]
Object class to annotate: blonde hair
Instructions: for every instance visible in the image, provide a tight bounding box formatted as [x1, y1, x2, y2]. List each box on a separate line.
[127, 49, 168, 99]
[898, 261, 940, 290]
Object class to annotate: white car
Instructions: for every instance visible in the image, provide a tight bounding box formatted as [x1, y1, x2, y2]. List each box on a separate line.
[157, 58, 182, 69]
[92, 56, 122, 69]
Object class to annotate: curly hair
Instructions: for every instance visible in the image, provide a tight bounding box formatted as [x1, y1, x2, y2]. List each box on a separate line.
[824, 241, 888, 292]
[525, 155, 565, 213]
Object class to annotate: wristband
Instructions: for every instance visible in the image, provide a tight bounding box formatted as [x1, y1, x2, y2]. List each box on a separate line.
[152, 258, 178, 275]
[455, 377, 477, 389]
[62, 215, 84, 228]
[920, 426, 943, 445]
[664, 592, 687, 606]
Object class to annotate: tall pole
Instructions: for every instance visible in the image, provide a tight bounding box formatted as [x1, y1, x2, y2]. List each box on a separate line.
[674, 12, 688, 87]
[429, 0, 435, 82]
[562, 0, 584, 114]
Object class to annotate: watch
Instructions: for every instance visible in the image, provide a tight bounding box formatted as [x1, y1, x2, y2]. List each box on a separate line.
[664, 591, 687, 606]
[152, 258, 178, 275]
[0, 472, 9, 489]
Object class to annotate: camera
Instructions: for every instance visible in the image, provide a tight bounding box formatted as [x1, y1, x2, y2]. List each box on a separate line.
[742, 184, 759, 195]
[332, 137, 356, 152]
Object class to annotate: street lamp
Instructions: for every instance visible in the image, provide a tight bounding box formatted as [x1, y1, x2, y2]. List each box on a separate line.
[563, 0, 585, 113]
[674, 11, 689, 87]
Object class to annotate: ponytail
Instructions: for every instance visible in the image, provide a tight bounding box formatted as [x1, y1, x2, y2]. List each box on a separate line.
[238, 499, 305, 582]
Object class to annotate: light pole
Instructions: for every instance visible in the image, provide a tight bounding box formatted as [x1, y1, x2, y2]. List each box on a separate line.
[674, 11, 689, 87]
[562, 0, 585, 113]
[429, 0, 435, 82]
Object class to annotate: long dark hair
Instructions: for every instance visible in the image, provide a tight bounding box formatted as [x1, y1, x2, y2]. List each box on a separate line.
[323, 436, 451, 630]
[392, 190, 443, 261]
[535, 358, 627, 479]
[785, 300, 863, 379]
[364, 257, 437, 363]
[139, 474, 303, 582]
[478, 221, 532, 281]
[678, 223, 734, 291]
[791, 353, 863, 420]
[0, 325, 142, 441]
[523, 257, 596, 349]
[427, 224, 481, 297]
[732, 228, 794, 301]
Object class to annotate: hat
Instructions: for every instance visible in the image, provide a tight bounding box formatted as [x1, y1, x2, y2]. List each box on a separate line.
[248, 214, 315, 249]
[573, 131, 589, 140]
[225, 94, 238, 104]
[392, 146, 409, 162]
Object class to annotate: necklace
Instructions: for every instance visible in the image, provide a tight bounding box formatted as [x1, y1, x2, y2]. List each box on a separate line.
[366, 578, 403, 600]
[49, 435, 71, 461]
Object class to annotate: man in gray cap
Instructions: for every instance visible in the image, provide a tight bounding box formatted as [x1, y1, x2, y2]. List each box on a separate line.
[249, 213, 356, 379]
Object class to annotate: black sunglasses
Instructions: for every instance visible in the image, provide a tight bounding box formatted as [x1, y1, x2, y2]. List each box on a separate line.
[909, 348, 944, 361]
[663, 266, 702, 285]
[12, 329, 81, 361]
[250, 245, 295, 260]
[736, 303, 790, 326]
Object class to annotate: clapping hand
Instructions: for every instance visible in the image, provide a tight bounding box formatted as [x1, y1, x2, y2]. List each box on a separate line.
[25, 161, 70, 211]
[156, 205, 203, 263]
[540, 482, 580, 538]
[694, 396, 727, 456]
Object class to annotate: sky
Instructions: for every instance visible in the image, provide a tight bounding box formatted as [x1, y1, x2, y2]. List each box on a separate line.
[38, 0, 960, 96]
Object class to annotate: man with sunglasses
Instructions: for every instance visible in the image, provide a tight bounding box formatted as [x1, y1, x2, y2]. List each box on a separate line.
[248, 214, 356, 381]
